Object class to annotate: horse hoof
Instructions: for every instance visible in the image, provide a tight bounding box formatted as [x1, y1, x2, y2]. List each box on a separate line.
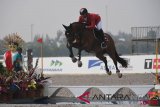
[78, 61, 82, 67]
[107, 71, 112, 75]
[117, 72, 122, 78]
[72, 57, 77, 63]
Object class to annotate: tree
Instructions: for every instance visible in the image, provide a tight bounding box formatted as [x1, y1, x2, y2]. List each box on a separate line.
[147, 30, 156, 39]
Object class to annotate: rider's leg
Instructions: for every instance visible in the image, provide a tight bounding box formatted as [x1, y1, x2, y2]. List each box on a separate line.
[97, 29, 107, 48]
[97, 21, 107, 48]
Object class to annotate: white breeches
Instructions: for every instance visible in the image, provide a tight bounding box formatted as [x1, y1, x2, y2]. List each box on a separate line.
[96, 20, 102, 30]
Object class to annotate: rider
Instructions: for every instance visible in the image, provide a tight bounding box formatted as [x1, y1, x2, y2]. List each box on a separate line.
[78, 8, 107, 48]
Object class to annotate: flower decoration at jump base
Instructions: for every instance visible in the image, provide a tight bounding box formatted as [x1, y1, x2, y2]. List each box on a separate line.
[3, 33, 24, 72]
[0, 33, 49, 102]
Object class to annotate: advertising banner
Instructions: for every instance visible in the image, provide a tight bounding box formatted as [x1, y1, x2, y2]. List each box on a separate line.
[33, 55, 160, 74]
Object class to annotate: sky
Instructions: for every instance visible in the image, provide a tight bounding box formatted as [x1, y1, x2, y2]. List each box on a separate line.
[0, 0, 160, 42]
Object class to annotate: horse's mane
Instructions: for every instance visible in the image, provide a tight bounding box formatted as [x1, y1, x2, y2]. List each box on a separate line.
[71, 22, 83, 25]
[70, 22, 86, 30]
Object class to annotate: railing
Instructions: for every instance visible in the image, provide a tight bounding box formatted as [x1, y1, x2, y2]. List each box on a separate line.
[131, 26, 160, 39]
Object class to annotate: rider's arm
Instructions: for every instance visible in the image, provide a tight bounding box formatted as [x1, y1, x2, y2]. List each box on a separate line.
[86, 17, 95, 30]
[78, 16, 83, 23]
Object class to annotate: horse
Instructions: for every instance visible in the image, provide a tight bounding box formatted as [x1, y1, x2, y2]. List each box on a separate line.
[63, 22, 128, 78]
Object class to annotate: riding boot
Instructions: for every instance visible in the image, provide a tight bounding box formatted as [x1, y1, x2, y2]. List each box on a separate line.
[98, 29, 107, 48]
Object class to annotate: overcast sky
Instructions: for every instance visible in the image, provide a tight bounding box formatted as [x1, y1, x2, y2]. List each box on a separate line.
[0, 0, 160, 42]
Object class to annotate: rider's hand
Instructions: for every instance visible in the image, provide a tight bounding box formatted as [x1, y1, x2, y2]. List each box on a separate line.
[85, 26, 89, 29]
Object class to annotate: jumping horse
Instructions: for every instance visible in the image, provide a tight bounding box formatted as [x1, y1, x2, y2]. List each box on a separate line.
[63, 22, 128, 78]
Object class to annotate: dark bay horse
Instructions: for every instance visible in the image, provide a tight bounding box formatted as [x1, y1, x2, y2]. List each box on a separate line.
[63, 22, 128, 78]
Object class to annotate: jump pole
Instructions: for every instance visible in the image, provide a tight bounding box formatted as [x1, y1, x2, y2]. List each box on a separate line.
[155, 38, 159, 84]
[155, 37, 160, 89]
[41, 36, 44, 77]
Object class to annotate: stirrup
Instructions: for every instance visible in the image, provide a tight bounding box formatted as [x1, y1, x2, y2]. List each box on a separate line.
[101, 42, 107, 48]
[72, 39, 77, 43]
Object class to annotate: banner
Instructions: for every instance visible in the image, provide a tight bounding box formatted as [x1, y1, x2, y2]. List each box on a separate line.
[32, 55, 160, 74]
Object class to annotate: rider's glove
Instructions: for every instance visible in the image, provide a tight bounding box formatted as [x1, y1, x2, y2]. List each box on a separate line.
[85, 26, 89, 29]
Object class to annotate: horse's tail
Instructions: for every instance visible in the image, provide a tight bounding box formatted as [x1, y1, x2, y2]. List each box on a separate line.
[115, 50, 128, 68]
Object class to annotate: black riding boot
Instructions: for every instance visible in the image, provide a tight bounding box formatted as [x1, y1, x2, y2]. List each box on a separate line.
[98, 29, 107, 48]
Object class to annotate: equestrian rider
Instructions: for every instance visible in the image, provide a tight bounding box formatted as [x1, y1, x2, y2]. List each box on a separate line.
[78, 8, 107, 48]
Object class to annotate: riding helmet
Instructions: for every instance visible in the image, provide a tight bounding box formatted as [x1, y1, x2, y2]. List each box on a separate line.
[80, 8, 88, 15]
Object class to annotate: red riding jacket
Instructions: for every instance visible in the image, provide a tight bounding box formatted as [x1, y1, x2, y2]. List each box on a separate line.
[78, 13, 101, 30]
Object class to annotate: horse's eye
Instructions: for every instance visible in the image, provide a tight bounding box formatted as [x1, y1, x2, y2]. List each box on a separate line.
[66, 33, 70, 35]
[65, 31, 70, 35]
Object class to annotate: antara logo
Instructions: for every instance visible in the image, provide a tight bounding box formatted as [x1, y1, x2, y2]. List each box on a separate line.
[88, 60, 103, 68]
[77, 92, 90, 104]
[144, 59, 160, 69]
[77, 92, 131, 104]
[50, 60, 62, 66]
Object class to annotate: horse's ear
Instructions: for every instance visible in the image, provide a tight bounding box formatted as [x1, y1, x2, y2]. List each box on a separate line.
[62, 24, 69, 30]
[69, 23, 72, 28]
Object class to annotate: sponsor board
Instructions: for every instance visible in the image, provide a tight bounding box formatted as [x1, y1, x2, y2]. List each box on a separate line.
[144, 59, 160, 69]
[31, 55, 159, 74]
[1, 55, 159, 74]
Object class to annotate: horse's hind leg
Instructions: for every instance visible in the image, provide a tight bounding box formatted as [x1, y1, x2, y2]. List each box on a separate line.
[108, 53, 122, 78]
[96, 52, 111, 75]
[77, 49, 82, 67]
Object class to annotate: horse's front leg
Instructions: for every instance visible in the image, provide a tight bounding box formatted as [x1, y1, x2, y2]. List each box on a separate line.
[67, 43, 77, 63]
[77, 49, 82, 67]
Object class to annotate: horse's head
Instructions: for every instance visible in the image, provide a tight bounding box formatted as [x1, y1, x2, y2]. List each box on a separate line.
[63, 22, 85, 44]
[63, 24, 74, 43]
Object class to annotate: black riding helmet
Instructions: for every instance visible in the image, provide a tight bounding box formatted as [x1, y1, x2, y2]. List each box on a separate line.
[80, 8, 88, 15]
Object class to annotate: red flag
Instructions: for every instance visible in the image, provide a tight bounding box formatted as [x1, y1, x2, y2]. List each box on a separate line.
[37, 38, 43, 43]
